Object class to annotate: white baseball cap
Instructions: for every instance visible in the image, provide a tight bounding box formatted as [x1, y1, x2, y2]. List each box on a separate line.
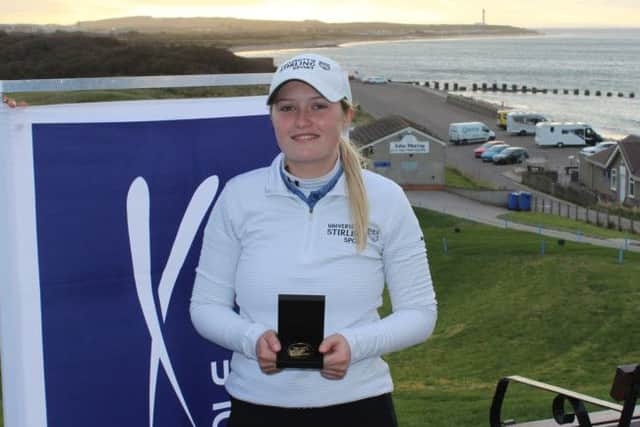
[267, 53, 352, 104]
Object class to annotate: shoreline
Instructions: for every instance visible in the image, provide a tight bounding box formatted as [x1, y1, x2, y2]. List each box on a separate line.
[232, 31, 541, 55]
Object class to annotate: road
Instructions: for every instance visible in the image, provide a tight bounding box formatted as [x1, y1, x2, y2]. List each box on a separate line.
[406, 190, 639, 252]
[350, 81, 583, 190]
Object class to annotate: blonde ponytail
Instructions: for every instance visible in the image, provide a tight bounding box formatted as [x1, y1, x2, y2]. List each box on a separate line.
[339, 131, 369, 252]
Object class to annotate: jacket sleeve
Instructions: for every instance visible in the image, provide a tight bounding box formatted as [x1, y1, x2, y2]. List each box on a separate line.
[189, 184, 268, 360]
[339, 189, 437, 364]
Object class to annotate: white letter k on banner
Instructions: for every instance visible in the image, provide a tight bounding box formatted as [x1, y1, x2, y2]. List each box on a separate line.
[127, 176, 220, 427]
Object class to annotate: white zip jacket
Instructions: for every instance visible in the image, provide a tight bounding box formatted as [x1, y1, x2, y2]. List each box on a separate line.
[190, 154, 437, 408]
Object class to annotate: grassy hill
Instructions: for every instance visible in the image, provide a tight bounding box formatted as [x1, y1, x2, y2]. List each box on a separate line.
[387, 208, 639, 426]
[0, 208, 637, 426]
[0, 31, 275, 80]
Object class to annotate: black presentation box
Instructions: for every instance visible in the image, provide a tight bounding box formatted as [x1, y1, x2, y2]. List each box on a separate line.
[276, 294, 325, 369]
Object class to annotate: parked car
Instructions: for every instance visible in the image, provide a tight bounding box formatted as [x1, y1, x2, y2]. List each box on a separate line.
[449, 122, 496, 145]
[481, 144, 509, 162]
[535, 122, 604, 147]
[496, 109, 517, 129]
[362, 75, 388, 84]
[492, 147, 530, 164]
[506, 112, 550, 135]
[580, 140, 617, 156]
[474, 140, 506, 158]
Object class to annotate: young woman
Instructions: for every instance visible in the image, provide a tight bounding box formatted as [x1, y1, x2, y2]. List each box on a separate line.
[190, 53, 437, 427]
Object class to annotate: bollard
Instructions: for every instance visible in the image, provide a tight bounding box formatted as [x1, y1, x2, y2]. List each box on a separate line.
[584, 89, 590, 96]
[444, 82, 449, 91]
[541, 240, 545, 255]
[512, 84, 517, 92]
[443, 237, 448, 254]
[502, 83, 508, 92]
[625, 238, 629, 250]
[435, 81, 440, 90]
[482, 83, 488, 91]
[425, 81, 430, 87]
[492, 83, 498, 91]
[563, 89, 569, 95]
[607, 92, 613, 97]
[472, 83, 478, 91]
[553, 89, 558, 94]
[618, 92, 624, 97]
[574, 89, 580, 95]
[538, 224, 543, 235]
[532, 87, 538, 94]
[596, 90, 601, 96]
[453, 82, 458, 91]
[618, 247, 624, 264]
[541, 88, 548, 94]
[522, 85, 528, 93]
[576, 230, 583, 241]
[630, 92, 635, 98]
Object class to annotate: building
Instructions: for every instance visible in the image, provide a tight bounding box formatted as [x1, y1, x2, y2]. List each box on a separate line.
[350, 115, 447, 189]
[579, 135, 639, 207]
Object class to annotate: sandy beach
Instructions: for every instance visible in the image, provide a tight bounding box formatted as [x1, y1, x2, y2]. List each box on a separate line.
[231, 32, 541, 55]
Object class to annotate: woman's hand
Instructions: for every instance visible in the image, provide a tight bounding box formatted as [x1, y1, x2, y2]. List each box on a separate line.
[2, 95, 27, 108]
[319, 334, 351, 380]
[256, 330, 281, 374]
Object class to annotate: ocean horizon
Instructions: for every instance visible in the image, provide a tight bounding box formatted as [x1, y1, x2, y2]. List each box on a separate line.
[239, 28, 640, 140]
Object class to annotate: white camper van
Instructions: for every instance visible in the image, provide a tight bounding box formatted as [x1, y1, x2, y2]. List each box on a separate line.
[506, 112, 549, 135]
[535, 122, 604, 147]
[448, 122, 496, 145]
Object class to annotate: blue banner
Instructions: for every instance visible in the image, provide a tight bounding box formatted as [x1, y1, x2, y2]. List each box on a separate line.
[31, 114, 278, 426]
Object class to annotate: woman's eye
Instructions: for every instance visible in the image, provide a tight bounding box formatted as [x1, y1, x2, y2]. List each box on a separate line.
[278, 105, 295, 112]
[312, 103, 329, 110]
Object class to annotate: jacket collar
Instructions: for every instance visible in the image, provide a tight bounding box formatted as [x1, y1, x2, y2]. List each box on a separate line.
[265, 153, 347, 197]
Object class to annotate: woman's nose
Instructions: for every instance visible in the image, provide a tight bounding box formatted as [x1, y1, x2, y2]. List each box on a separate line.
[295, 109, 311, 127]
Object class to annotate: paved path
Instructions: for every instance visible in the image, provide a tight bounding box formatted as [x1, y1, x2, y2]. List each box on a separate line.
[406, 190, 640, 253]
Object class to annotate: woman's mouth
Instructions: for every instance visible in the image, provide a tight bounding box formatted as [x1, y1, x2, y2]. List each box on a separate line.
[291, 133, 319, 142]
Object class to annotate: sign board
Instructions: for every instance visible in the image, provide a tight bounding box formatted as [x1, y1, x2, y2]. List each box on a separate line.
[390, 134, 429, 154]
[373, 161, 391, 168]
[0, 96, 279, 427]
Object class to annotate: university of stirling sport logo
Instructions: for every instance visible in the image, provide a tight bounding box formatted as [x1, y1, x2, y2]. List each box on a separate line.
[127, 175, 220, 427]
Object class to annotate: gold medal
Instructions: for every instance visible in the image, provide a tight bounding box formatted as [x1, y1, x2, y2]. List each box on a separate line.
[287, 342, 313, 359]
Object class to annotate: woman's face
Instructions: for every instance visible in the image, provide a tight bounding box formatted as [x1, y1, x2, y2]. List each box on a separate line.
[270, 80, 353, 178]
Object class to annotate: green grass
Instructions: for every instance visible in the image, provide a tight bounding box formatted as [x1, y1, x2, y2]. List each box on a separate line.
[498, 211, 635, 240]
[445, 166, 494, 190]
[383, 208, 640, 426]
[1, 215, 636, 426]
[6, 86, 269, 106]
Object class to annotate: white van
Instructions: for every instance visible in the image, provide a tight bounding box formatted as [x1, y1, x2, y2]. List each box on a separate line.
[448, 122, 496, 145]
[506, 112, 549, 135]
[535, 122, 604, 147]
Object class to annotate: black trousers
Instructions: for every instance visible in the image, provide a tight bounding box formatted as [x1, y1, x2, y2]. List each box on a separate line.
[227, 393, 399, 427]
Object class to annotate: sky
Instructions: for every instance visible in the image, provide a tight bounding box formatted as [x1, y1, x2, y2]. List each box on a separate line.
[2, 0, 639, 28]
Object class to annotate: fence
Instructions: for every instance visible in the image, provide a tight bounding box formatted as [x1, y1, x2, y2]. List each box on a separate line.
[532, 195, 640, 235]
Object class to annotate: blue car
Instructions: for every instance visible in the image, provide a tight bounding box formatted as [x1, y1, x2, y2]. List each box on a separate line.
[481, 144, 509, 162]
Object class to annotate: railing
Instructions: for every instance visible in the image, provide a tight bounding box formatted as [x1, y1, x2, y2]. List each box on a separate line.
[0, 73, 272, 97]
[490, 365, 640, 427]
[531, 195, 640, 235]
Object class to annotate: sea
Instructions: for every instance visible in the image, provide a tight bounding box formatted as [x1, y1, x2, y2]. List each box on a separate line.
[238, 28, 640, 140]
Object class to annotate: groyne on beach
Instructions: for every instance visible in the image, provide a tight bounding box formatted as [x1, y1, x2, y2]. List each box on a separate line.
[393, 79, 636, 99]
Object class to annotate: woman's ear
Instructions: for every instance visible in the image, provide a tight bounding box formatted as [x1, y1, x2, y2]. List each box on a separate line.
[345, 107, 355, 125]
